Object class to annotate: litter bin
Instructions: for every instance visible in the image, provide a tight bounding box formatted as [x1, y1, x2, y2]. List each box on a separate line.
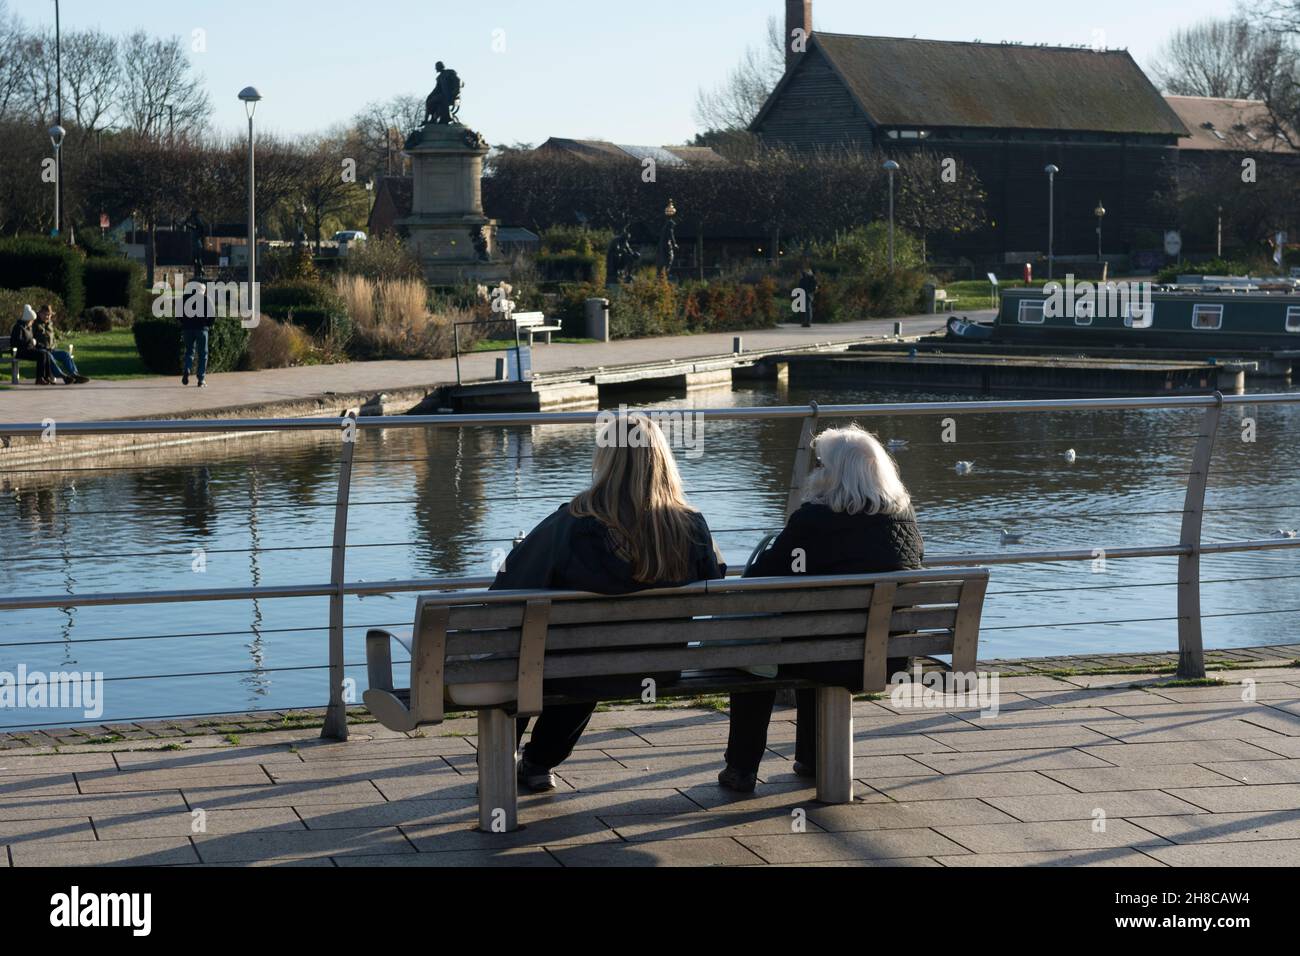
[585, 297, 610, 342]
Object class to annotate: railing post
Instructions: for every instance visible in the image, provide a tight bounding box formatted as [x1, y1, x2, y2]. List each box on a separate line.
[785, 401, 819, 518]
[322, 409, 358, 741]
[1176, 393, 1223, 679]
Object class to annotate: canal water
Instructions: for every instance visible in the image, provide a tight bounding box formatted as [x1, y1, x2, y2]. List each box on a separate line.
[2, 381, 1297, 729]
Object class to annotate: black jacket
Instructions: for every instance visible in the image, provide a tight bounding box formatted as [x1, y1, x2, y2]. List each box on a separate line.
[9, 320, 42, 358]
[492, 504, 725, 593]
[746, 502, 923, 579]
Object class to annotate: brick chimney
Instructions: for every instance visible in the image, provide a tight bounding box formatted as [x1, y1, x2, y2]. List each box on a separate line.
[785, 0, 812, 72]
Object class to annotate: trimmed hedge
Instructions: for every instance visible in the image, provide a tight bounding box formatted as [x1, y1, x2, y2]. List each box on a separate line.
[0, 238, 85, 317]
[132, 316, 251, 376]
[260, 281, 351, 342]
[0, 287, 66, 327]
[83, 257, 144, 311]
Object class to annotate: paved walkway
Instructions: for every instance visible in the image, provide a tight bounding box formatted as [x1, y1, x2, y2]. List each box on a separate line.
[0, 313, 959, 424]
[3, 645, 1299, 867]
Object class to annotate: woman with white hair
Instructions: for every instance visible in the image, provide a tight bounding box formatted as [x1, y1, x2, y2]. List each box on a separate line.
[719, 424, 923, 793]
[492, 411, 726, 792]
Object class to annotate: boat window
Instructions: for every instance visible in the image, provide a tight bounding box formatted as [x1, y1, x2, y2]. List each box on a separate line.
[1123, 302, 1154, 329]
[1017, 300, 1045, 324]
[1287, 306, 1300, 332]
[1191, 304, 1223, 330]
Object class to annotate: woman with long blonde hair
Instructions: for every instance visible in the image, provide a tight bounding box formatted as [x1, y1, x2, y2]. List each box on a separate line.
[493, 411, 725, 791]
[720, 424, 923, 793]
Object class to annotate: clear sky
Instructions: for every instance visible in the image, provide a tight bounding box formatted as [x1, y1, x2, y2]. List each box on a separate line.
[16, 0, 1235, 145]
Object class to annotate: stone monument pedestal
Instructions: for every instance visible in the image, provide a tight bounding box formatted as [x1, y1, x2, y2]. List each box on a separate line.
[400, 123, 509, 285]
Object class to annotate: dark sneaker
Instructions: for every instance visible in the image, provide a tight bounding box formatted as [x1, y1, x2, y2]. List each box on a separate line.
[718, 765, 757, 793]
[197, 378, 207, 388]
[792, 760, 816, 779]
[182, 372, 189, 385]
[517, 757, 556, 793]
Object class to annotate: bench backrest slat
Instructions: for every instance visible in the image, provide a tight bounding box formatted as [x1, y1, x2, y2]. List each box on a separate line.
[444, 581, 963, 631]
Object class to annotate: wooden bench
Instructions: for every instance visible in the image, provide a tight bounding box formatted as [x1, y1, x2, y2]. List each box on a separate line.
[513, 311, 562, 345]
[363, 567, 989, 832]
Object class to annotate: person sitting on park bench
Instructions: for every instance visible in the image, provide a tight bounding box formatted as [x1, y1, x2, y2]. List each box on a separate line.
[10, 304, 58, 385]
[719, 424, 924, 793]
[34, 304, 89, 384]
[491, 411, 727, 792]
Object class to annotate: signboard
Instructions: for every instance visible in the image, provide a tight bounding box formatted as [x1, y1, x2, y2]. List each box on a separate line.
[99, 212, 109, 230]
[507, 345, 532, 382]
[1163, 230, 1182, 257]
[986, 272, 998, 286]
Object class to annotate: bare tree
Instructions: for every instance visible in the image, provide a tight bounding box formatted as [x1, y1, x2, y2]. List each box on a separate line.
[0, 0, 27, 120]
[63, 29, 120, 133]
[117, 32, 210, 140]
[297, 133, 368, 249]
[1150, 18, 1271, 98]
[350, 94, 424, 181]
[693, 15, 784, 133]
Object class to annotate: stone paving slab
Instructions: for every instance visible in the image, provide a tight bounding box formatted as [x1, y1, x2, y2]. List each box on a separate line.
[1140, 839, 1300, 866]
[933, 820, 1170, 853]
[936, 848, 1165, 867]
[3, 652, 1300, 866]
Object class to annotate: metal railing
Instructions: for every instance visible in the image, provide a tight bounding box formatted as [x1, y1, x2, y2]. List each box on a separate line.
[2, 391, 1299, 740]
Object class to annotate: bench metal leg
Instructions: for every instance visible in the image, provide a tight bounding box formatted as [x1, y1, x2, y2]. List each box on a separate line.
[815, 686, 854, 803]
[477, 708, 518, 833]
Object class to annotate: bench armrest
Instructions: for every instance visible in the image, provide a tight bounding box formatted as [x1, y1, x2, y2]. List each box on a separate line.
[365, 627, 411, 693]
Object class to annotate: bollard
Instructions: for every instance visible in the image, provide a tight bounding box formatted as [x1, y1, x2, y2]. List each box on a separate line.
[893, 322, 903, 338]
[494, 357, 507, 381]
[733, 336, 743, 354]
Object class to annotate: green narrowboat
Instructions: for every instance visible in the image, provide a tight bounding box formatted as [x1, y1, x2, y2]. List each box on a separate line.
[994, 285, 1300, 350]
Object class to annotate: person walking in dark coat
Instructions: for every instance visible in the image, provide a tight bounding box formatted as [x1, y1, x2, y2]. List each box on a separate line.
[10, 305, 58, 384]
[719, 424, 924, 792]
[180, 278, 214, 387]
[797, 268, 818, 328]
[492, 411, 726, 792]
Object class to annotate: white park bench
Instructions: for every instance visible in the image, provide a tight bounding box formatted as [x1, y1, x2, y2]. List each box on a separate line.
[512, 311, 563, 345]
[363, 567, 989, 832]
[933, 289, 956, 313]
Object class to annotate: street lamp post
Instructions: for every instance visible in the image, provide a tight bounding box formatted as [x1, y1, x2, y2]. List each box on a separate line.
[53, 0, 63, 240]
[882, 159, 900, 269]
[48, 125, 65, 237]
[1044, 164, 1059, 280]
[238, 87, 262, 311]
[1094, 200, 1106, 261]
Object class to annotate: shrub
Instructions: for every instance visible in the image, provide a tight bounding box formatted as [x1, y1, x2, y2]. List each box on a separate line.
[549, 282, 606, 337]
[260, 280, 351, 342]
[537, 250, 605, 285]
[338, 273, 473, 359]
[0, 237, 85, 317]
[242, 315, 314, 370]
[132, 316, 250, 375]
[609, 272, 681, 338]
[80, 306, 115, 333]
[342, 235, 422, 282]
[83, 257, 144, 311]
[0, 286, 65, 327]
[811, 223, 923, 275]
[815, 269, 927, 321]
[680, 277, 781, 332]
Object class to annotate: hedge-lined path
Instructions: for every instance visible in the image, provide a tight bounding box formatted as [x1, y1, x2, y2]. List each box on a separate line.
[0, 311, 965, 424]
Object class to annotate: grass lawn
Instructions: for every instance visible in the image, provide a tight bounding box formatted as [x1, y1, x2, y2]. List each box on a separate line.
[942, 278, 1049, 312]
[59, 329, 150, 380]
[472, 337, 596, 351]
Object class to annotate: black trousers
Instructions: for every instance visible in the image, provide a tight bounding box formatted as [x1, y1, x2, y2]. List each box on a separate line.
[513, 672, 677, 771]
[725, 659, 905, 776]
[516, 702, 597, 770]
[19, 348, 52, 380]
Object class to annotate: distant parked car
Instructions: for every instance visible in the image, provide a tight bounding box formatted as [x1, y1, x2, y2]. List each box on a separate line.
[333, 230, 367, 255]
